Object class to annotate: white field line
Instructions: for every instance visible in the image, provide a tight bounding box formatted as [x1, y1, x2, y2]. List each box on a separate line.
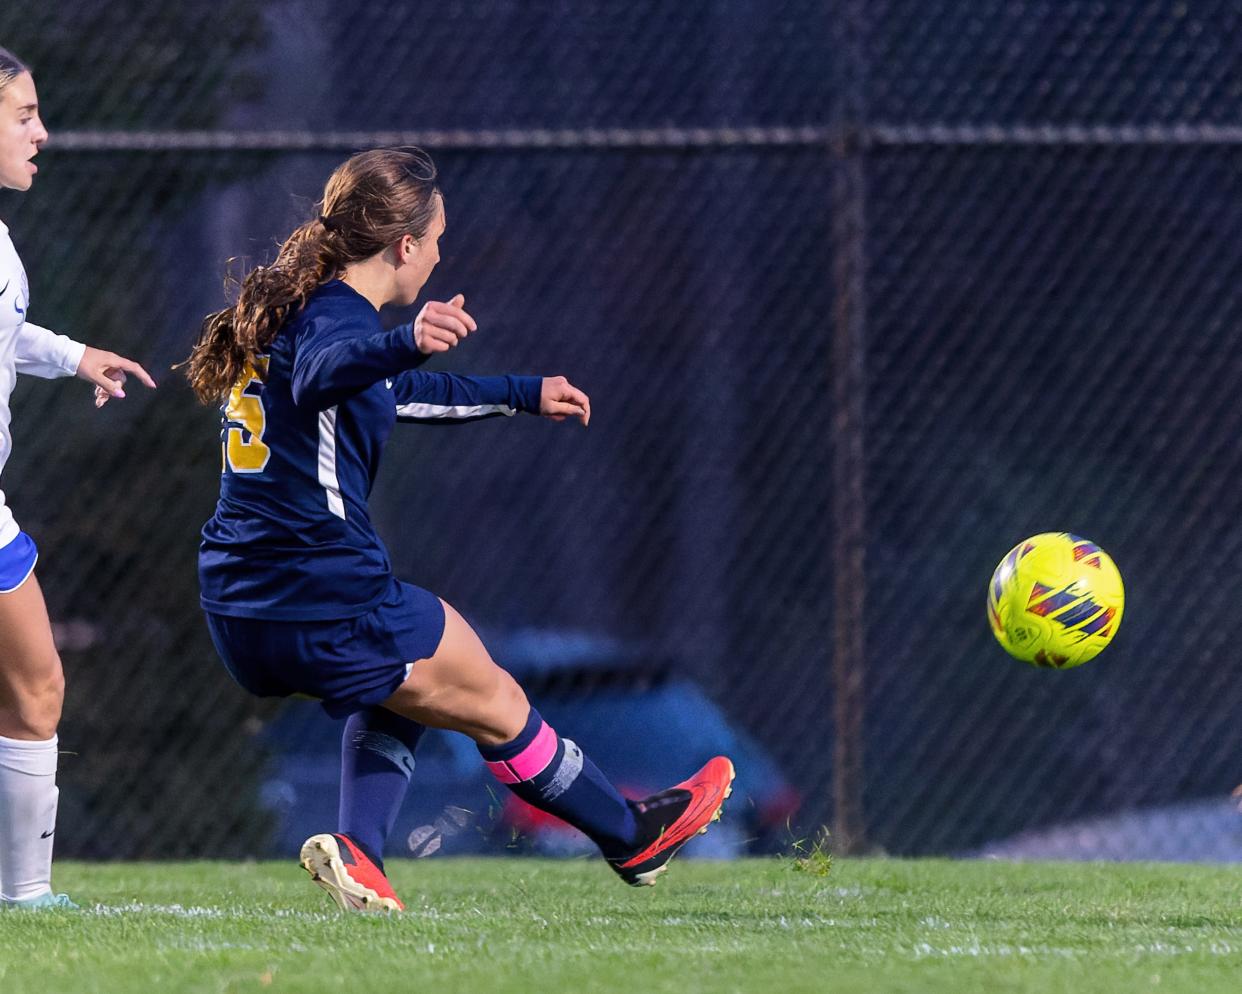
[84, 902, 338, 922]
[910, 939, 1241, 960]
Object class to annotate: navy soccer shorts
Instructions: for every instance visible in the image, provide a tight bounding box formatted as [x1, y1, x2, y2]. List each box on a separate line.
[204, 579, 446, 718]
[0, 531, 38, 593]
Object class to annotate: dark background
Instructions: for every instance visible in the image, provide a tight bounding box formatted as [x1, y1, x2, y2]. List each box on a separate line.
[0, 0, 1240, 858]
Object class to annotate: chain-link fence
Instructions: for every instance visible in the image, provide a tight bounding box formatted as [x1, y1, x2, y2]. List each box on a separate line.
[2, 0, 1241, 860]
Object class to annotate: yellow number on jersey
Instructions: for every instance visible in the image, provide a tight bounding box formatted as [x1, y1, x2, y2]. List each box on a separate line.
[223, 356, 271, 473]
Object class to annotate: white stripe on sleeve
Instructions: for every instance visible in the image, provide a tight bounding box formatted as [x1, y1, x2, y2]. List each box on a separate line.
[395, 402, 516, 420]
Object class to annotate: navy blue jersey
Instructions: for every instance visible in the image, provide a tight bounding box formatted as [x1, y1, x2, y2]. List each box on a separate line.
[199, 280, 542, 620]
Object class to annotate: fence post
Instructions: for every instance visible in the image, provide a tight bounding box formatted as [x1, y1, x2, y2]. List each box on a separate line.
[830, 0, 869, 855]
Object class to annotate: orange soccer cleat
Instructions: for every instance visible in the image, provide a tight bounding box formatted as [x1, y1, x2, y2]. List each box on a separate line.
[299, 833, 404, 913]
[609, 756, 735, 887]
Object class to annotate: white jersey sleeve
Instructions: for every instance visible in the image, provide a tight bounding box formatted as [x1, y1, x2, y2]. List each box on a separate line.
[14, 321, 85, 379]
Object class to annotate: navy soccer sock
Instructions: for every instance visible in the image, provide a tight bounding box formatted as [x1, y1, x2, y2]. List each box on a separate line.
[478, 707, 639, 858]
[338, 708, 427, 871]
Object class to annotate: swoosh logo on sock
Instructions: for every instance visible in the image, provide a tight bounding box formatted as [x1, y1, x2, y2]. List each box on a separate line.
[40, 829, 54, 839]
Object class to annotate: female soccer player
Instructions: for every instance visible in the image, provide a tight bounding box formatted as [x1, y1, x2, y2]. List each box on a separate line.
[186, 147, 734, 912]
[0, 48, 156, 909]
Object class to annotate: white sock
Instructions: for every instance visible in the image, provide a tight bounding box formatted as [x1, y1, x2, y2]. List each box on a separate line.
[0, 733, 59, 901]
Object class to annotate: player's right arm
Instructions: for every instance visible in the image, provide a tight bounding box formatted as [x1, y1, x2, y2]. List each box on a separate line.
[290, 293, 478, 410]
[290, 315, 426, 410]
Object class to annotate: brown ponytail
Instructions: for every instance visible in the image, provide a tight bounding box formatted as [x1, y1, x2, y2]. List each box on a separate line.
[185, 148, 440, 404]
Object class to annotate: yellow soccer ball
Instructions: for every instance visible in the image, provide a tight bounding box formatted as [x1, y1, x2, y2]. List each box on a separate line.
[987, 533, 1124, 669]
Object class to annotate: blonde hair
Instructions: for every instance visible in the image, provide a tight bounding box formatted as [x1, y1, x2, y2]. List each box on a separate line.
[185, 148, 441, 404]
[0, 47, 29, 95]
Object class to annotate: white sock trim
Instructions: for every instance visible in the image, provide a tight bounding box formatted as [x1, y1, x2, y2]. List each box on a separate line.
[0, 734, 58, 776]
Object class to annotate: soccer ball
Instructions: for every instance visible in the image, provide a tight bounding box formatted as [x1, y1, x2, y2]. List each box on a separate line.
[987, 532, 1124, 669]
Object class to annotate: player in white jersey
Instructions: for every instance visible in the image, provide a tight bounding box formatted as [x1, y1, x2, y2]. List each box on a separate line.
[0, 47, 155, 909]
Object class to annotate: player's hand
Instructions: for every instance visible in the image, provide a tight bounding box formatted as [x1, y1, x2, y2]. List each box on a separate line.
[77, 346, 157, 408]
[413, 293, 477, 354]
[540, 375, 590, 427]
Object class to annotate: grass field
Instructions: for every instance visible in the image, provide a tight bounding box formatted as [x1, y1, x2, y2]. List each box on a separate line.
[3, 858, 1242, 994]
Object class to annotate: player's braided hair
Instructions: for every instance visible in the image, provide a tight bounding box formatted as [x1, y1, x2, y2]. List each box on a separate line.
[0, 47, 29, 93]
[185, 147, 441, 404]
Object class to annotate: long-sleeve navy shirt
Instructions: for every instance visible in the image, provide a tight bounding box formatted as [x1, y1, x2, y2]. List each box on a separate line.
[199, 280, 542, 620]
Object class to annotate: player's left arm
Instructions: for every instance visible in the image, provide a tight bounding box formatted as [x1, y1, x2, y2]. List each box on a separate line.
[16, 321, 155, 405]
[15, 321, 157, 407]
[13, 321, 85, 380]
[391, 370, 539, 424]
[393, 371, 589, 426]
[396, 293, 589, 425]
